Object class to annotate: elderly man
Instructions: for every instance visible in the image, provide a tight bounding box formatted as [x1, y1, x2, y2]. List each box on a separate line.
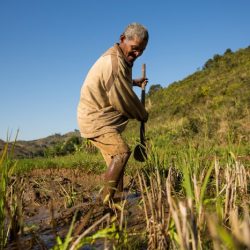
[77, 23, 149, 203]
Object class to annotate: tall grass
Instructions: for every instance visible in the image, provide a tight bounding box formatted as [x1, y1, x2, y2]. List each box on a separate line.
[0, 141, 18, 249]
[2, 135, 249, 249]
[138, 170, 169, 249]
[137, 145, 250, 249]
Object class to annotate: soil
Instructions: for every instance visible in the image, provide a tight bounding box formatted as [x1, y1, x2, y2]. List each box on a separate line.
[5, 168, 146, 250]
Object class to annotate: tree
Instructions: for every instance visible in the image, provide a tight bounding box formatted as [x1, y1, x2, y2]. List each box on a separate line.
[224, 48, 232, 55]
[148, 84, 163, 96]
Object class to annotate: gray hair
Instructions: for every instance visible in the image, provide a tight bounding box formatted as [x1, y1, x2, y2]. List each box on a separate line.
[123, 23, 149, 42]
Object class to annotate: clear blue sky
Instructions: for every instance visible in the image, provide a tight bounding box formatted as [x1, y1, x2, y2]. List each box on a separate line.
[1, 0, 249, 141]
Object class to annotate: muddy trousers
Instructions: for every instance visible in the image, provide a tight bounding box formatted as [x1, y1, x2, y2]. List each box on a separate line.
[103, 152, 131, 202]
[88, 132, 131, 202]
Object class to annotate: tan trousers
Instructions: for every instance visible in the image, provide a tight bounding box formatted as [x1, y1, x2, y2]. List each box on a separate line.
[89, 132, 130, 166]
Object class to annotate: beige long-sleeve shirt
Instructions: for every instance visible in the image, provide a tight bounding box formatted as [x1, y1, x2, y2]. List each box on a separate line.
[77, 43, 148, 138]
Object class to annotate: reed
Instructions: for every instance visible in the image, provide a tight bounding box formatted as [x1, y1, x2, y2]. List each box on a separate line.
[137, 145, 249, 249]
[138, 170, 169, 250]
[0, 140, 19, 249]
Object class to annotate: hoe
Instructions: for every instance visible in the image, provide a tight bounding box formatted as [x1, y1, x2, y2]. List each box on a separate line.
[134, 63, 147, 162]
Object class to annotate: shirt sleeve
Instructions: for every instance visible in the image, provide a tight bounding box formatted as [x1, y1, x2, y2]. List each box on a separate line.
[108, 67, 148, 122]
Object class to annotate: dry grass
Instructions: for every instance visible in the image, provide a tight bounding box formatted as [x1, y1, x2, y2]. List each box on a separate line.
[137, 157, 249, 249]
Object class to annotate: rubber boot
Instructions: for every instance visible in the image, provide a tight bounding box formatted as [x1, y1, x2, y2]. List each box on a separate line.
[117, 174, 123, 193]
[102, 152, 131, 203]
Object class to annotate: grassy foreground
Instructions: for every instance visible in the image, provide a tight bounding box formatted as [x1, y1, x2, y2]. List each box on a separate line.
[1, 140, 249, 249]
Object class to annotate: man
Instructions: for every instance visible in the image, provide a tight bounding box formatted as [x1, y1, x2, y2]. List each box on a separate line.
[77, 23, 149, 203]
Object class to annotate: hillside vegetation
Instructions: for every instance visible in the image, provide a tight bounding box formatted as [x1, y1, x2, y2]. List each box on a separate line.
[139, 46, 250, 151]
[0, 131, 81, 158]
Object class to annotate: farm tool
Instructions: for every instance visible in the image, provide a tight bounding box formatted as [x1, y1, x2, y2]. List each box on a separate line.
[134, 63, 147, 162]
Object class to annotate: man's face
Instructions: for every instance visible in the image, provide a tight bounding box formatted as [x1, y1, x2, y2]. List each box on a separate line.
[119, 35, 148, 64]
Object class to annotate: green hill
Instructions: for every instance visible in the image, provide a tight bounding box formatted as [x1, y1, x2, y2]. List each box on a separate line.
[0, 131, 81, 158]
[127, 46, 250, 151]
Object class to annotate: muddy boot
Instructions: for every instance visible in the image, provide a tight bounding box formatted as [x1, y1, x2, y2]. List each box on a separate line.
[117, 172, 124, 193]
[114, 175, 124, 203]
[102, 152, 131, 203]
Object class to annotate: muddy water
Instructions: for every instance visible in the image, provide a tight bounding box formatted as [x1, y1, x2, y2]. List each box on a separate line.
[6, 168, 146, 249]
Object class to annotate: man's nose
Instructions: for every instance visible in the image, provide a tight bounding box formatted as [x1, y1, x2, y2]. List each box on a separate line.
[134, 51, 142, 57]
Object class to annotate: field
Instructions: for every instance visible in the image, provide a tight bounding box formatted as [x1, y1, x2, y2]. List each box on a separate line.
[1, 139, 250, 250]
[1, 47, 250, 249]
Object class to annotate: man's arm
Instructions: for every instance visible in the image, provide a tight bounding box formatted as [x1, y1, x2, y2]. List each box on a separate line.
[108, 75, 148, 122]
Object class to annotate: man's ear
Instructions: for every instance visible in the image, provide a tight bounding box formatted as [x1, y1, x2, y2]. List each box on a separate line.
[120, 34, 126, 43]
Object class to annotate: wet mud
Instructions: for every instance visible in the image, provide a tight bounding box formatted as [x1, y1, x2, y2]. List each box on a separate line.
[6, 168, 146, 249]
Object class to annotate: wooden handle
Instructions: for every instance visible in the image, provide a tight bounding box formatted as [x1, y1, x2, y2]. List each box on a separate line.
[141, 64, 146, 90]
[141, 64, 146, 105]
[140, 63, 146, 145]
[142, 63, 146, 78]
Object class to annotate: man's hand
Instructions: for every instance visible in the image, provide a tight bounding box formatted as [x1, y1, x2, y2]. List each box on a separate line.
[133, 77, 148, 88]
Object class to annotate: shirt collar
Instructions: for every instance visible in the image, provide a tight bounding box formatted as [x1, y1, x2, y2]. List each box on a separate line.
[114, 43, 133, 67]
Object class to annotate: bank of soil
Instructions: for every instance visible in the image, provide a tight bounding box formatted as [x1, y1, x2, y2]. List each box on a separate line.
[6, 168, 146, 249]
